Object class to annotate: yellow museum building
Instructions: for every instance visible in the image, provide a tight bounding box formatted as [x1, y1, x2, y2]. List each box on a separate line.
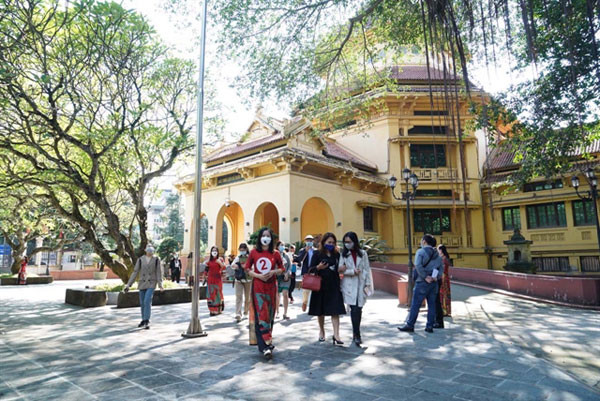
[175, 65, 600, 275]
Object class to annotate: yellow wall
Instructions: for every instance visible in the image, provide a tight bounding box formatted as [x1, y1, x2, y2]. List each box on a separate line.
[177, 93, 598, 273]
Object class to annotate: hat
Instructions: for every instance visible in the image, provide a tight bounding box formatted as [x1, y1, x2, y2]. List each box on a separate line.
[304, 234, 314, 240]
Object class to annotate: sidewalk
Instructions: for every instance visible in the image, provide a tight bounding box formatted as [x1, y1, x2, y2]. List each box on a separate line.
[0, 280, 598, 400]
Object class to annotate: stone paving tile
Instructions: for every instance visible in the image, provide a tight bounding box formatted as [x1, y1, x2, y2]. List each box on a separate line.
[151, 381, 207, 400]
[495, 379, 556, 401]
[451, 385, 508, 401]
[95, 384, 157, 401]
[453, 372, 505, 388]
[75, 375, 134, 394]
[130, 373, 186, 390]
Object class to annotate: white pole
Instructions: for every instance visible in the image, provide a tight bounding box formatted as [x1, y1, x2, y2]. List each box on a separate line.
[182, 0, 208, 339]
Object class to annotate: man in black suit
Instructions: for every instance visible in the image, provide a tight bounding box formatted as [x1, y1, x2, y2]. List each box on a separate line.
[169, 254, 182, 283]
[294, 234, 317, 312]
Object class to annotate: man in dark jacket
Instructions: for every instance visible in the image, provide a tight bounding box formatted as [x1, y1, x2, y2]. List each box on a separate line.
[169, 254, 182, 283]
[398, 234, 442, 333]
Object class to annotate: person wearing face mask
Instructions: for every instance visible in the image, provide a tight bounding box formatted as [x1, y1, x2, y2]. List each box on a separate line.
[339, 231, 374, 347]
[287, 244, 297, 303]
[231, 243, 251, 322]
[275, 240, 291, 320]
[244, 227, 284, 360]
[308, 232, 346, 345]
[205, 246, 226, 316]
[124, 245, 164, 329]
[295, 234, 317, 312]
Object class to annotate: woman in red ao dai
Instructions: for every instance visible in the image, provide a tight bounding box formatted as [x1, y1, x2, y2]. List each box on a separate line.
[245, 227, 283, 360]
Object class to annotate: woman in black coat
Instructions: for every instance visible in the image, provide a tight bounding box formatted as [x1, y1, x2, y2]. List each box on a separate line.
[308, 232, 346, 345]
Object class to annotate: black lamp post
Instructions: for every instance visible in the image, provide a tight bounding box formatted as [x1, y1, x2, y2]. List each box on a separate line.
[389, 168, 419, 306]
[571, 168, 600, 257]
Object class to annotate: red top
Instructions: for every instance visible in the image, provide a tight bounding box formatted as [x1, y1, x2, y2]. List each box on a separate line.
[351, 250, 357, 266]
[206, 258, 225, 281]
[245, 249, 283, 283]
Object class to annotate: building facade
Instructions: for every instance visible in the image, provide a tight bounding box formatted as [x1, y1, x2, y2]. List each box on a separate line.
[176, 65, 600, 274]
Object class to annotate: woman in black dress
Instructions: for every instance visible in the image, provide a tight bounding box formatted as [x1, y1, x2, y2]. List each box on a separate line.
[308, 232, 346, 345]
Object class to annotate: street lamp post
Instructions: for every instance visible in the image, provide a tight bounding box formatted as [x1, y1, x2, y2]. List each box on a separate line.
[182, 0, 209, 339]
[571, 168, 600, 257]
[389, 168, 419, 306]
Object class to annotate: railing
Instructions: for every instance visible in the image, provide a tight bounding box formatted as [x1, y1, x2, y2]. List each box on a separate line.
[406, 234, 468, 248]
[411, 168, 458, 181]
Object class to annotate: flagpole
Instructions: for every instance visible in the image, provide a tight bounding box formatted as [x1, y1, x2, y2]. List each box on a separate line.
[182, 0, 208, 339]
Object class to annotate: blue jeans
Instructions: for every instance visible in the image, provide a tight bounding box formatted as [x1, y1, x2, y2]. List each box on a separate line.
[139, 288, 155, 321]
[405, 281, 438, 329]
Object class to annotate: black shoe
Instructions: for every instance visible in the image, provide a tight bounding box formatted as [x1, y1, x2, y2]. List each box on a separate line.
[144, 321, 150, 329]
[333, 337, 344, 346]
[433, 323, 444, 329]
[138, 320, 145, 328]
[398, 325, 414, 332]
[353, 338, 362, 347]
[424, 327, 433, 333]
[354, 336, 362, 345]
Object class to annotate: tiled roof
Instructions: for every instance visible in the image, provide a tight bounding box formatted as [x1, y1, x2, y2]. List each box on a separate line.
[485, 139, 600, 172]
[390, 65, 461, 81]
[323, 141, 378, 172]
[204, 132, 285, 163]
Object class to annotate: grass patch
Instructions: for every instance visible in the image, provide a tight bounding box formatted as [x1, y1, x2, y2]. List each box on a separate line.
[0, 273, 40, 278]
[94, 280, 179, 292]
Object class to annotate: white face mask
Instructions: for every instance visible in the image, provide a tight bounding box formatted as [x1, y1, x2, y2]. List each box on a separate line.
[306, 241, 313, 248]
[344, 242, 353, 250]
[261, 236, 271, 246]
[211, 251, 218, 257]
[239, 250, 247, 256]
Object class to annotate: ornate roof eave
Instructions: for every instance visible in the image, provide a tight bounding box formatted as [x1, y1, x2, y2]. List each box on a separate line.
[179, 147, 386, 187]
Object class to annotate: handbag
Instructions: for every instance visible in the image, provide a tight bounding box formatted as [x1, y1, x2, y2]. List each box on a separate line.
[302, 273, 321, 292]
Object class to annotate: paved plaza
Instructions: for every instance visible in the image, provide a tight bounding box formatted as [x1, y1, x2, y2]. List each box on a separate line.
[0, 280, 599, 401]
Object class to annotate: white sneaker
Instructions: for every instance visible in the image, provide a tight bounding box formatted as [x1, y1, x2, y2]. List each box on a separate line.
[263, 348, 273, 360]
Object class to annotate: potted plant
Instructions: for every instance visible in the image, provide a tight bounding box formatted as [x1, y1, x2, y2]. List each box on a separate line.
[92, 254, 108, 280]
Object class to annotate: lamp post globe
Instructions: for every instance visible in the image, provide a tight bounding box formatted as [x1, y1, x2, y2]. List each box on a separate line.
[402, 168, 411, 181]
[571, 176, 580, 189]
[388, 176, 398, 190]
[409, 173, 419, 190]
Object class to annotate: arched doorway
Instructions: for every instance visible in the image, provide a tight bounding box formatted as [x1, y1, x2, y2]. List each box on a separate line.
[253, 202, 279, 236]
[215, 202, 244, 254]
[301, 197, 334, 239]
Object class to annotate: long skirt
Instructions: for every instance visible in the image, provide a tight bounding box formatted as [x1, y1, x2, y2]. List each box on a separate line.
[440, 272, 451, 316]
[207, 277, 224, 315]
[249, 278, 277, 352]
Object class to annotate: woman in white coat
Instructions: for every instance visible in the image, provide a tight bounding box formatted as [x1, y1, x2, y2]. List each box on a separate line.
[339, 231, 374, 347]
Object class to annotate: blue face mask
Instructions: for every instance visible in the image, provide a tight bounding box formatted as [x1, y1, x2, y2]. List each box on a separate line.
[278, 246, 285, 252]
[324, 244, 335, 252]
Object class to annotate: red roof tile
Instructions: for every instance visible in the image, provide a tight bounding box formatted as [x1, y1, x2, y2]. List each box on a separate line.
[485, 139, 600, 172]
[323, 142, 378, 171]
[205, 132, 285, 163]
[390, 65, 461, 81]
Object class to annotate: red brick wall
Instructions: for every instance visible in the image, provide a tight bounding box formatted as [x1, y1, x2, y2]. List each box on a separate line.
[372, 262, 600, 306]
[50, 268, 120, 280]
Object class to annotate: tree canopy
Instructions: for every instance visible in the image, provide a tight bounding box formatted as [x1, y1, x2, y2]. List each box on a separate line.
[205, 0, 600, 181]
[0, 0, 200, 281]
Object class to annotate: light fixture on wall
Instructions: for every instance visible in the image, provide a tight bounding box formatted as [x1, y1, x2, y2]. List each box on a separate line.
[246, 222, 250, 226]
[336, 222, 342, 227]
[293, 217, 299, 222]
[209, 225, 213, 230]
[281, 217, 286, 222]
